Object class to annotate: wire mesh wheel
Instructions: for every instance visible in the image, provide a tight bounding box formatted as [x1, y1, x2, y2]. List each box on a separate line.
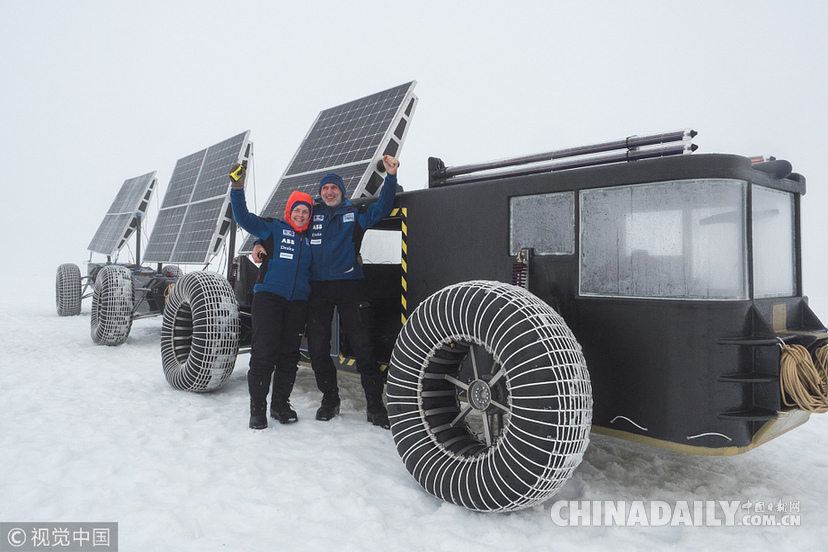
[56, 263, 82, 316]
[387, 280, 593, 512]
[161, 265, 183, 279]
[90, 265, 134, 345]
[161, 271, 240, 392]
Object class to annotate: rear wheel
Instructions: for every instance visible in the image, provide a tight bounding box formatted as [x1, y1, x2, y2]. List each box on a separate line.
[161, 271, 239, 392]
[90, 265, 134, 345]
[56, 263, 82, 316]
[161, 265, 182, 279]
[387, 280, 592, 512]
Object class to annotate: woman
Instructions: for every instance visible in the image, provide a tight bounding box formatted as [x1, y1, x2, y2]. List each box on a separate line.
[230, 164, 313, 429]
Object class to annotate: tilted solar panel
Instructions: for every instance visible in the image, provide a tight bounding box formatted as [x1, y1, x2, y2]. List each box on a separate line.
[88, 171, 157, 257]
[239, 82, 417, 253]
[144, 131, 251, 264]
[161, 150, 205, 208]
[172, 197, 228, 263]
[142, 205, 187, 263]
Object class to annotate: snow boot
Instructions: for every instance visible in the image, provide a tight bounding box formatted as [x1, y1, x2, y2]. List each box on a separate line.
[270, 395, 298, 424]
[270, 371, 298, 424]
[366, 406, 390, 429]
[315, 392, 341, 421]
[363, 373, 390, 429]
[249, 400, 268, 430]
[248, 373, 269, 430]
[366, 398, 390, 429]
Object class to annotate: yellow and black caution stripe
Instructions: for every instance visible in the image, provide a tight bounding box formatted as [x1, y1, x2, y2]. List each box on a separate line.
[396, 206, 408, 373]
[392, 206, 409, 325]
[338, 353, 357, 369]
[331, 353, 388, 375]
[328, 207, 407, 376]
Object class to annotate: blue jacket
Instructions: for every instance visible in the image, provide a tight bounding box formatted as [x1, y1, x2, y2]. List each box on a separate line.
[309, 173, 397, 281]
[230, 189, 312, 301]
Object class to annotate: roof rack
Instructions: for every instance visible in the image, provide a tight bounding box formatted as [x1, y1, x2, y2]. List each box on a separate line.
[428, 129, 698, 188]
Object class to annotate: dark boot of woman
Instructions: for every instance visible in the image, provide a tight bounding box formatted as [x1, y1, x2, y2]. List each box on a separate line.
[248, 374, 269, 430]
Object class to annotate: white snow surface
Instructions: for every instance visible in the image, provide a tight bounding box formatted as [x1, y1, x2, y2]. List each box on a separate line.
[2, 272, 827, 552]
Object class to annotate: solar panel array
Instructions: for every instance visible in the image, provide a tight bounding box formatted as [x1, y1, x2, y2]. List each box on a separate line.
[239, 82, 418, 253]
[88, 171, 157, 258]
[144, 131, 251, 264]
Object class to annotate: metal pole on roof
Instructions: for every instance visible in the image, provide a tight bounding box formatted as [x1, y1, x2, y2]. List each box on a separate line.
[440, 141, 698, 186]
[429, 129, 697, 187]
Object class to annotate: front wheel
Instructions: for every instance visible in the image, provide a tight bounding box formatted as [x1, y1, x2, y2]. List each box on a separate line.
[160, 271, 240, 392]
[90, 265, 134, 345]
[387, 280, 592, 512]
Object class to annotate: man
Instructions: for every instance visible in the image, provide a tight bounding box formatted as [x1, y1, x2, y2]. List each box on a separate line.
[254, 154, 400, 429]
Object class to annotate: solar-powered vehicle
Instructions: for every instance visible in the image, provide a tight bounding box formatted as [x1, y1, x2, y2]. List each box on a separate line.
[155, 91, 825, 511]
[55, 171, 184, 345]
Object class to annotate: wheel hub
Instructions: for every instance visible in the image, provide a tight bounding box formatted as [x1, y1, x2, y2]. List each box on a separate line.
[467, 379, 492, 411]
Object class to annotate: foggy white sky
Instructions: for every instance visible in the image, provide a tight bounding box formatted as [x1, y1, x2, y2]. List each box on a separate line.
[1, 0, 826, 307]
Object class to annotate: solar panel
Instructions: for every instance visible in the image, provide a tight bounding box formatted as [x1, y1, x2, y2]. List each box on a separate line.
[88, 171, 157, 257]
[142, 205, 187, 262]
[144, 131, 251, 264]
[239, 82, 418, 253]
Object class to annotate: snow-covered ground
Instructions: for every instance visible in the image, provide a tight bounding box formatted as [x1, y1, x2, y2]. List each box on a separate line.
[2, 271, 827, 551]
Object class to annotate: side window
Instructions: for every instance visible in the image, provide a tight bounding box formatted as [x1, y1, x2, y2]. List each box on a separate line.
[360, 228, 402, 264]
[580, 179, 748, 300]
[509, 191, 575, 256]
[752, 185, 795, 298]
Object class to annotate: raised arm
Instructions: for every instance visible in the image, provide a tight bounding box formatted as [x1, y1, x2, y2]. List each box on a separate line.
[229, 163, 272, 240]
[361, 154, 400, 228]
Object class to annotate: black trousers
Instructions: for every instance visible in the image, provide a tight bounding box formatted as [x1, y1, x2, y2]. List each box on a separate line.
[248, 291, 308, 403]
[306, 279, 383, 402]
